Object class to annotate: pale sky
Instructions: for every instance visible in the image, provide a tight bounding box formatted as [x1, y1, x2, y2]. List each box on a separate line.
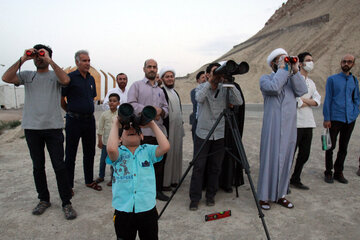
[0, 0, 285, 96]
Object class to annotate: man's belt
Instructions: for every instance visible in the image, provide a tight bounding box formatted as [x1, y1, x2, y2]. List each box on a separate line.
[67, 111, 93, 119]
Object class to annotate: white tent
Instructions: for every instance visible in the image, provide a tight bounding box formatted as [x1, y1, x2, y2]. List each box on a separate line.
[0, 84, 24, 109]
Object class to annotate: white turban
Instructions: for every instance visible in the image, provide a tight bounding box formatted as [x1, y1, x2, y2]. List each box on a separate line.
[266, 48, 288, 67]
[159, 66, 176, 79]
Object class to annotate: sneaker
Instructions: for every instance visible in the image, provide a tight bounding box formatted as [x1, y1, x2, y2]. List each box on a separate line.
[290, 181, 310, 190]
[324, 173, 334, 184]
[156, 191, 170, 201]
[334, 173, 348, 184]
[32, 201, 51, 215]
[206, 198, 215, 206]
[63, 204, 77, 220]
[189, 201, 198, 211]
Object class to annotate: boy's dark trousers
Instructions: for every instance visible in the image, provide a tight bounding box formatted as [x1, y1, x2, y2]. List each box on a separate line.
[114, 207, 158, 240]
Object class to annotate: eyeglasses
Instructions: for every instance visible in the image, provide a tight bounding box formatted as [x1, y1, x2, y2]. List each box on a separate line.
[341, 60, 354, 65]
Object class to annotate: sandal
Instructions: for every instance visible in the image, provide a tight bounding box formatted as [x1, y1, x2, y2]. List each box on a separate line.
[95, 177, 104, 183]
[277, 198, 294, 209]
[86, 182, 102, 191]
[259, 200, 271, 210]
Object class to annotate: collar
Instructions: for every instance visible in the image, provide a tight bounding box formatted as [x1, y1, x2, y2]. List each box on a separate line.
[143, 77, 158, 87]
[74, 69, 90, 78]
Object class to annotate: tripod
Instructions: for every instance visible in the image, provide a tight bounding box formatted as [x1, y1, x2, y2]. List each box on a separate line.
[158, 81, 271, 240]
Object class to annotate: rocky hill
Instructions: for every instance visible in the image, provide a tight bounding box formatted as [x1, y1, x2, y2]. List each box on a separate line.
[176, 0, 360, 103]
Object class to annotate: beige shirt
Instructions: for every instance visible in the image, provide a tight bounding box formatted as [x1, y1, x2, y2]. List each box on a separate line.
[97, 110, 117, 145]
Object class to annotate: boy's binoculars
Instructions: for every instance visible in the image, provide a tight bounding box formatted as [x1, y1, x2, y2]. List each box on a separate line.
[118, 103, 157, 133]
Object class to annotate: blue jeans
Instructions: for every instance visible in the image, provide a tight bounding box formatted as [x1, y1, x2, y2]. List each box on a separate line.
[98, 145, 108, 179]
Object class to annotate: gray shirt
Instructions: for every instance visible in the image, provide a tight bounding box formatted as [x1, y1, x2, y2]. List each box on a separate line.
[127, 78, 169, 137]
[17, 71, 64, 129]
[195, 81, 243, 140]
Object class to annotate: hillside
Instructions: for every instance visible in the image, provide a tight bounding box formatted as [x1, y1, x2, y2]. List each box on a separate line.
[176, 0, 360, 103]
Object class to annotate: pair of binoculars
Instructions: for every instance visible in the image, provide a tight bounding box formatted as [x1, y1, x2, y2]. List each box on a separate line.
[118, 103, 157, 134]
[284, 56, 298, 64]
[26, 50, 45, 57]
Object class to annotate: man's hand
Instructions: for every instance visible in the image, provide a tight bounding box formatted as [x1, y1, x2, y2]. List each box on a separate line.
[39, 48, 52, 64]
[97, 141, 103, 149]
[323, 121, 331, 128]
[21, 48, 36, 63]
[291, 56, 299, 73]
[155, 107, 163, 120]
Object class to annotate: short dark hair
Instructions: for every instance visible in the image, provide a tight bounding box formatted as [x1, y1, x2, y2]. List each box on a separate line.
[196, 71, 205, 80]
[109, 93, 120, 101]
[33, 44, 52, 58]
[116, 73, 127, 79]
[298, 52, 312, 63]
[205, 63, 221, 74]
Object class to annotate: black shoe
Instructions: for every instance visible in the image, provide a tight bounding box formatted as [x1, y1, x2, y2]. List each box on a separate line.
[156, 191, 170, 201]
[32, 201, 51, 215]
[223, 187, 233, 193]
[334, 174, 348, 184]
[63, 204, 77, 220]
[189, 201, 198, 211]
[206, 198, 215, 206]
[171, 183, 178, 188]
[324, 174, 334, 184]
[162, 186, 172, 192]
[357, 168, 360, 177]
[290, 181, 310, 190]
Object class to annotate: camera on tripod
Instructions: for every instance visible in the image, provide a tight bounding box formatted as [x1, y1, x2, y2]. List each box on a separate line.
[26, 50, 45, 57]
[213, 60, 249, 80]
[118, 103, 157, 134]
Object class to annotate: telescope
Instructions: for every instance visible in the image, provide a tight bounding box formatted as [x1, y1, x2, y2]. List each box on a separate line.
[118, 103, 157, 134]
[214, 60, 249, 77]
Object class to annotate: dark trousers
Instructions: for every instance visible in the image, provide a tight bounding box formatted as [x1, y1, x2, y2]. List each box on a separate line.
[291, 128, 313, 183]
[114, 207, 158, 240]
[142, 136, 166, 192]
[189, 135, 225, 202]
[24, 129, 72, 207]
[325, 120, 356, 176]
[65, 115, 96, 187]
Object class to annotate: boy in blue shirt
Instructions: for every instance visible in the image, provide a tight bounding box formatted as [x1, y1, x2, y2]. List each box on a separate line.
[106, 115, 170, 240]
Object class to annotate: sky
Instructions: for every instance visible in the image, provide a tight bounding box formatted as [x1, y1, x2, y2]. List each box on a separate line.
[0, 0, 285, 97]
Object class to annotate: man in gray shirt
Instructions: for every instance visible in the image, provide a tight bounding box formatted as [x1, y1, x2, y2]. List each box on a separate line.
[2, 44, 76, 220]
[189, 63, 243, 211]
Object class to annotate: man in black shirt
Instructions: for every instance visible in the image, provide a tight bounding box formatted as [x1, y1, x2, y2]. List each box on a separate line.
[61, 50, 102, 194]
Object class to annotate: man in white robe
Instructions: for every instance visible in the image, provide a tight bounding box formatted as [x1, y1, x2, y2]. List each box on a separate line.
[257, 48, 307, 210]
[160, 67, 184, 189]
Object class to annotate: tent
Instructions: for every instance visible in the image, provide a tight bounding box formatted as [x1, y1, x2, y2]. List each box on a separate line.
[0, 84, 24, 109]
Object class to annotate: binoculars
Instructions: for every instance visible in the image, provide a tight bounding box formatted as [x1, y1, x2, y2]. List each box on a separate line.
[214, 60, 249, 77]
[284, 56, 298, 64]
[26, 50, 45, 57]
[118, 103, 157, 134]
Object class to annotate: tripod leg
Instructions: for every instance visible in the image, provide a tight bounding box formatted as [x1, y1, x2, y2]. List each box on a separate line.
[158, 111, 226, 219]
[224, 111, 271, 240]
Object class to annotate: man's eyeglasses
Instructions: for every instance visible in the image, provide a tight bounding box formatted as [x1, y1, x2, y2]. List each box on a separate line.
[341, 60, 354, 65]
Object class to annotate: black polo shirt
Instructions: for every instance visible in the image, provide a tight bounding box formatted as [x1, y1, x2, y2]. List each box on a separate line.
[62, 69, 97, 114]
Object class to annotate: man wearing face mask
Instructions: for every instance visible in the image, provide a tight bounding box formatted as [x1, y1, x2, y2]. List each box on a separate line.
[257, 48, 307, 210]
[290, 52, 321, 190]
[323, 54, 359, 184]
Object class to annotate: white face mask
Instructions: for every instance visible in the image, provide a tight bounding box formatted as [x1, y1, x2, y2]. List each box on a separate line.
[303, 61, 314, 72]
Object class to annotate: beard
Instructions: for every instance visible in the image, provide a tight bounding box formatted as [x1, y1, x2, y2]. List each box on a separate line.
[164, 83, 174, 89]
[145, 72, 156, 80]
[34, 59, 48, 70]
[341, 65, 351, 72]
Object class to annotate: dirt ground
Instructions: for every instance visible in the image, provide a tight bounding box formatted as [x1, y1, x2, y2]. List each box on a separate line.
[0, 105, 359, 240]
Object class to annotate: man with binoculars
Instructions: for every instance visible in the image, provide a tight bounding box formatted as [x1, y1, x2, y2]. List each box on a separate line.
[2, 44, 77, 220]
[257, 48, 307, 210]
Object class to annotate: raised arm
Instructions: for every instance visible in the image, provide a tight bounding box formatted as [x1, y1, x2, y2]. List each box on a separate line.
[1, 49, 33, 85]
[147, 121, 170, 157]
[107, 117, 122, 162]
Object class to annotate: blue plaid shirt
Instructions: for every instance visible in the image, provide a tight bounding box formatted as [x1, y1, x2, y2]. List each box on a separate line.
[106, 144, 162, 213]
